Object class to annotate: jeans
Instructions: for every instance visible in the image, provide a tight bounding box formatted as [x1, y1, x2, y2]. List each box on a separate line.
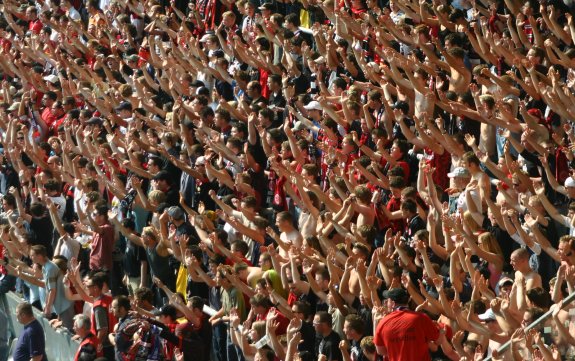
[0, 344, 8, 361]
[212, 323, 226, 361]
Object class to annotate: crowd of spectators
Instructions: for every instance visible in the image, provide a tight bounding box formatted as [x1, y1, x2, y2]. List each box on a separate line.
[0, 0, 574, 359]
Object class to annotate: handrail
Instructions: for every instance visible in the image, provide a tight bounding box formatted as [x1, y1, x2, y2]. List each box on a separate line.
[483, 291, 575, 361]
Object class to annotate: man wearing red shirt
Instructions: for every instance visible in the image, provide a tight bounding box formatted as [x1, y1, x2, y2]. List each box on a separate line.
[40, 92, 58, 131]
[26, 6, 43, 34]
[374, 288, 439, 361]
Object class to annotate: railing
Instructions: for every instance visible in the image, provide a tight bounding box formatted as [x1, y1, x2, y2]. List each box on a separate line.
[483, 291, 575, 361]
[1, 292, 79, 361]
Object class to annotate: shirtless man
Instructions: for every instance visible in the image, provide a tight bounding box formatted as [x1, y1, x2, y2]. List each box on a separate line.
[417, 31, 471, 95]
[510, 248, 542, 290]
[350, 185, 376, 229]
[276, 211, 303, 259]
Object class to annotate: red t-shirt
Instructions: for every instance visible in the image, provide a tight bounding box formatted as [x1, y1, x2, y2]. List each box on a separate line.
[374, 309, 439, 361]
[89, 222, 115, 271]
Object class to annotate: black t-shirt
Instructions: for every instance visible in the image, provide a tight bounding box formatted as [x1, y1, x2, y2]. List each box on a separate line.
[316, 331, 343, 361]
[186, 263, 210, 302]
[124, 237, 147, 278]
[29, 214, 54, 256]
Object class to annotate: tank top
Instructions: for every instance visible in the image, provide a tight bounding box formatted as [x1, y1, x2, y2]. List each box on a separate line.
[146, 245, 174, 287]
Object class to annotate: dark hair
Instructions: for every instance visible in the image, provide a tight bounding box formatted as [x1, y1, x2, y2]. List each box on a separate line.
[189, 296, 204, 310]
[115, 295, 131, 311]
[316, 311, 332, 327]
[344, 314, 365, 334]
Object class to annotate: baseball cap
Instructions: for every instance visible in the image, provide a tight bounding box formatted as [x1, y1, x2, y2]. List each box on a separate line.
[190, 80, 205, 88]
[199, 33, 213, 42]
[195, 156, 206, 166]
[303, 101, 322, 111]
[86, 117, 103, 126]
[565, 177, 575, 188]
[115, 101, 133, 112]
[259, 2, 274, 10]
[391, 100, 409, 114]
[153, 170, 173, 183]
[43, 74, 59, 84]
[478, 309, 496, 321]
[498, 277, 514, 287]
[382, 288, 409, 303]
[447, 167, 470, 178]
[8, 102, 20, 112]
[293, 121, 306, 131]
[167, 206, 184, 220]
[208, 49, 225, 58]
[156, 304, 178, 319]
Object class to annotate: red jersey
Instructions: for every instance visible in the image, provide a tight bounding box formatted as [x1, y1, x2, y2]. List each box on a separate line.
[374, 309, 439, 361]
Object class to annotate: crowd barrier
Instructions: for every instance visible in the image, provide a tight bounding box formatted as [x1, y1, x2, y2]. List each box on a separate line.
[1, 292, 79, 361]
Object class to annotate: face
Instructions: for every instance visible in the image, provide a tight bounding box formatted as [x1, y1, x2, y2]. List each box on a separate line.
[390, 143, 402, 160]
[86, 280, 99, 297]
[343, 321, 354, 340]
[558, 242, 573, 263]
[313, 315, 324, 332]
[111, 300, 121, 318]
[510, 254, 522, 270]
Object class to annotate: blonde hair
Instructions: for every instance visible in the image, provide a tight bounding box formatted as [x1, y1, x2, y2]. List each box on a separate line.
[142, 227, 158, 241]
[251, 321, 266, 340]
[148, 190, 166, 205]
[478, 232, 503, 256]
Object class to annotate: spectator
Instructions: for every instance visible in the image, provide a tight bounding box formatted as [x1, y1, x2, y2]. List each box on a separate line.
[13, 302, 47, 361]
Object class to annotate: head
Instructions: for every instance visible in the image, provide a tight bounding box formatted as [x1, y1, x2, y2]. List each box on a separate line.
[73, 314, 92, 337]
[29, 245, 48, 265]
[16, 302, 35, 325]
[510, 248, 530, 272]
[343, 314, 365, 341]
[313, 311, 333, 336]
[111, 295, 131, 319]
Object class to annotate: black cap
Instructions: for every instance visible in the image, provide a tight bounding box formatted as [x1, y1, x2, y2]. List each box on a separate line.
[382, 288, 409, 304]
[86, 117, 103, 125]
[115, 101, 133, 112]
[152, 170, 173, 184]
[259, 2, 274, 10]
[391, 101, 409, 114]
[190, 80, 205, 88]
[157, 304, 178, 320]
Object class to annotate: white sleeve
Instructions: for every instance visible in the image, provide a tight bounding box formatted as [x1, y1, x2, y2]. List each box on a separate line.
[510, 232, 541, 255]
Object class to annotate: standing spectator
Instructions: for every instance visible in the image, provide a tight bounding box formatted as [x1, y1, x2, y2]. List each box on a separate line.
[73, 314, 101, 361]
[29, 245, 74, 330]
[85, 205, 115, 274]
[314, 311, 343, 361]
[373, 288, 439, 361]
[0, 307, 8, 361]
[87, 273, 117, 360]
[13, 302, 47, 361]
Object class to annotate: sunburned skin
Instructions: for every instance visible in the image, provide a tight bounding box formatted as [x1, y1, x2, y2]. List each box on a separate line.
[449, 65, 472, 95]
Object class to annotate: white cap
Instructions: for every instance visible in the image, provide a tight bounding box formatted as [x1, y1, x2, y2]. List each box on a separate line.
[195, 156, 206, 166]
[478, 309, 496, 321]
[303, 101, 322, 111]
[43, 74, 59, 84]
[565, 177, 575, 188]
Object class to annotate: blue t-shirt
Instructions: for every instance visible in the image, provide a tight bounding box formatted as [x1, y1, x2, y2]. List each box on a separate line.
[43, 260, 72, 314]
[13, 319, 47, 361]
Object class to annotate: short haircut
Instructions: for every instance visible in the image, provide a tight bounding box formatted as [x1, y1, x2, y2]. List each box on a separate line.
[511, 248, 530, 261]
[17, 302, 34, 317]
[115, 295, 131, 311]
[30, 245, 47, 257]
[315, 311, 332, 327]
[344, 314, 365, 334]
[74, 314, 91, 330]
[189, 296, 204, 310]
